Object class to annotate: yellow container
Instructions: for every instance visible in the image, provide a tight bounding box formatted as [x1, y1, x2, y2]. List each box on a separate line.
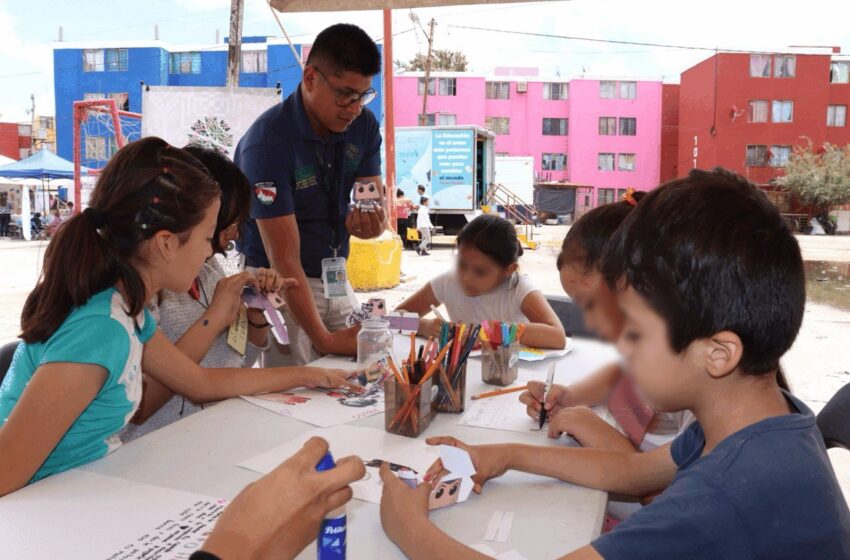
[347, 230, 402, 291]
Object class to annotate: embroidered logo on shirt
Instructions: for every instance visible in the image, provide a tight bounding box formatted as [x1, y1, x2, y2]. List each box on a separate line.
[344, 143, 362, 173]
[294, 166, 318, 190]
[255, 182, 277, 205]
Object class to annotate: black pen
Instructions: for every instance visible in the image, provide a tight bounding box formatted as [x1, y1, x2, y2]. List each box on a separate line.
[539, 362, 556, 430]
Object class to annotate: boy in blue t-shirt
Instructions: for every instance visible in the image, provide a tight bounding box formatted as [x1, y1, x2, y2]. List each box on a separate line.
[377, 168, 850, 559]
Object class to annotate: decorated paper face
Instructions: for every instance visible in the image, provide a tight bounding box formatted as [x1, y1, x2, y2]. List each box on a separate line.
[429, 478, 462, 509]
[354, 181, 381, 201]
[368, 298, 387, 316]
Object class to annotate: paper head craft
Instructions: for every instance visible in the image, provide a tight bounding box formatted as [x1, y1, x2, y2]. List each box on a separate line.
[427, 444, 476, 510]
[242, 287, 289, 344]
[353, 181, 381, 212]
[368, 298, 387, 316]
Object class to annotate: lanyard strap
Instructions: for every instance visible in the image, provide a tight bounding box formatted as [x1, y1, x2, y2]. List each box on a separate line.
[314, 139, 346, 257]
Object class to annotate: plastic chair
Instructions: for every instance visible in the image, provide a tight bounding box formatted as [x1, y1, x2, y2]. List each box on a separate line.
[0, 340, 20, 385]
[817, 384, 850, 450]
[545, 295, 597, 339]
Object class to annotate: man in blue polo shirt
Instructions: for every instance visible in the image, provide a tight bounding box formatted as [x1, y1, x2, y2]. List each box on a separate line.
[236, 24, 385, 365]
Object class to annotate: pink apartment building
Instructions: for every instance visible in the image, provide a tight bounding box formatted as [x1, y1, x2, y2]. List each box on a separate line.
[393, 69, 663, 206]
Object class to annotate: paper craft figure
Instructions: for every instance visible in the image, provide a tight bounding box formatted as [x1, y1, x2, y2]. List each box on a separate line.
[430, 478, 463, 509]
[385, 311, 420, 334]
[391, 444, 476, 511]
[368, 298, 386, 316]
[242, 287, 289, 344]
[353, 181, 381, 212]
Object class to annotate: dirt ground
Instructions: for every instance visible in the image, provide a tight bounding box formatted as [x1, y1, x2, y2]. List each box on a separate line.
[2, 227, 850, 500]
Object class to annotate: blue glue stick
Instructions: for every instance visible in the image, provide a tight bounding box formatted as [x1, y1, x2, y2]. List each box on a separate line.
[316, 452, 346, 560]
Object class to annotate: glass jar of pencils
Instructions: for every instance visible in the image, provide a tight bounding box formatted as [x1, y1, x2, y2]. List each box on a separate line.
[384, 376, 435, 438]
[481, 342, 520, 386]
[434, 361, 466, 413]
[357, 319, 393, 381]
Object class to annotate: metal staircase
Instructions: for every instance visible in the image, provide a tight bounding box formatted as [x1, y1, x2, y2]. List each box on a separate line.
[485, 182, 538, 249]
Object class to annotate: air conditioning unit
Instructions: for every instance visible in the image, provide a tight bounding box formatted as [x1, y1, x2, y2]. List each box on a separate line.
[516, 81, 527, 93]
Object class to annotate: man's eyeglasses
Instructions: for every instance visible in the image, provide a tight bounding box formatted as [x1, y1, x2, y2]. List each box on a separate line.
[311, 65, 377, 107]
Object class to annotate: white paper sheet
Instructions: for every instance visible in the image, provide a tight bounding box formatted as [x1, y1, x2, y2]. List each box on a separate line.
[241, 379, 385, 428]
[238, 425, 441, 504]
[470, 345, 572, 362]
[0, 470, 226, 559]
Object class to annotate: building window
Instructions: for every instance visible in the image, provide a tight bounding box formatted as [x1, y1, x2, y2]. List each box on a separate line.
[418, 78, 435, 96]
[748, 100, 769, 123]
[110, 93, 129, 112]
[828, 105, 847, 127]
[746, 145, 769, 167]
[438, 113, 457, 126]
[769, 145, 792, 167]
[485, 117, 510, 135]
[618, 153, 636, 171]
[439, 78, 457, 96]
[422, 113, 436, 126]
[106, 49, 128, 71]
[598, 117, 617, 135]
[83, 93, 105, 101]
[600, 81, 617, 99]
[18, 124, 31, 137]
[618, 117, 637, 136]
[85, 136, 108, 160]
[485, 81, 510, 99]
[598, 153, 615, 171]
[771, 100, 794, 123]
[541, 153, 567, 171]
[774, 55, 795, 78]
[750, 54, 771, 78]
[542, 118, 568, 136]
[543, 82, 568, 100]
[419, 77, 456, 96]
[83, 49, 104, 72]
[38, 116, 54, 129]
[170, 52, 201, 74]
[619, 81, 637, 99]
[830, 61, 850, 84]
[241, 50, 267, 73]
[598, 188, 616, 205]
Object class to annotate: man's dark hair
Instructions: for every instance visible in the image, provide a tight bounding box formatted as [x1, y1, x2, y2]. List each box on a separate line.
[396, 188, 405, 197]
[417, 185, 425, 193]
[601, 167, 805, 375]
[306, 23, 381, 77]
[420, 196, 429, 205]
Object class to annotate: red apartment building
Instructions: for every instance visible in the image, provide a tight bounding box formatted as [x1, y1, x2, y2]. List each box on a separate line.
[0, 122, 33, 161]
[678, 50, 850, 212]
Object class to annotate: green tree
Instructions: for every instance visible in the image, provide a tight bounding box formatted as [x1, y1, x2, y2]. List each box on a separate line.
[397, 49, 469, 72]
[778, 143, 850, 209]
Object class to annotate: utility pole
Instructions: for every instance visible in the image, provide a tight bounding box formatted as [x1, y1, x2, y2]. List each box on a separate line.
[419, 18, 436, 126]
[226, 0, 244, 87]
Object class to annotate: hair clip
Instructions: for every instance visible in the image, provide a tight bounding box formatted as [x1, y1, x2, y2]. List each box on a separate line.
[623, 187, 638, 207]
[162, 167, 169, 175]
[151, 196, 161, 205]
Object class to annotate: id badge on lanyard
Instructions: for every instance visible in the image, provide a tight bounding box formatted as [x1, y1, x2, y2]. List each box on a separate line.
[317, 140, 349, 300]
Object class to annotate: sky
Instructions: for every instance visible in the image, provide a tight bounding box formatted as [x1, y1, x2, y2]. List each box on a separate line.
[0, 0, 848, 123]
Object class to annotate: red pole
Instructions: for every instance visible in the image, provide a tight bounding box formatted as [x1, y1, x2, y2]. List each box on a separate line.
[383, 9, 397, 232]
[72, 103, 82, 214]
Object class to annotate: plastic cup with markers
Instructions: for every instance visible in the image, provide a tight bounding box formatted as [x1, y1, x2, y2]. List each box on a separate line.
[480, 321, 524, 387]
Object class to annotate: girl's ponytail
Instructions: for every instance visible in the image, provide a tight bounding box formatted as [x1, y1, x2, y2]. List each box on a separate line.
[20, 137, 219, 343]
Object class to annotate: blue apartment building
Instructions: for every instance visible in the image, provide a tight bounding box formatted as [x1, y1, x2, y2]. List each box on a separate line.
[53, 37, 384, 165]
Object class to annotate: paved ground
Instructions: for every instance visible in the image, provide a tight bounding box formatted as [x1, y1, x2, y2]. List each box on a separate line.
[2, 228, 850, 500]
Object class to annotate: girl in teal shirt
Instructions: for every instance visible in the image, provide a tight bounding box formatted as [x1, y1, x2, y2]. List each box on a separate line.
[0, 137, 361, 495]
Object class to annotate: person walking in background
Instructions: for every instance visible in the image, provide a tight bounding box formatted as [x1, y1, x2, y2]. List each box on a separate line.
[395, 188, 415, 249]
[0, 192, 11, 239]
[417, 196, 432, 256]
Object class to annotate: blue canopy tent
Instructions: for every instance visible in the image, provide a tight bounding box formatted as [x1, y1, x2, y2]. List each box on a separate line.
[0, 150, 88, 240]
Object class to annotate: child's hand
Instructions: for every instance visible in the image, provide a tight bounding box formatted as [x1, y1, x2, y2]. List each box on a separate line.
[519, 382, 574, 421]
[380, 462, 431, 545]
[424, 436, 510, 494]
[304, 368, 366, 393]
[418, 318, 443, 339]
[548, 406, 635, 452]
[201, 437, 364, 560]
[207, 271, 260, 329]
[253, 267, 298, 294]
